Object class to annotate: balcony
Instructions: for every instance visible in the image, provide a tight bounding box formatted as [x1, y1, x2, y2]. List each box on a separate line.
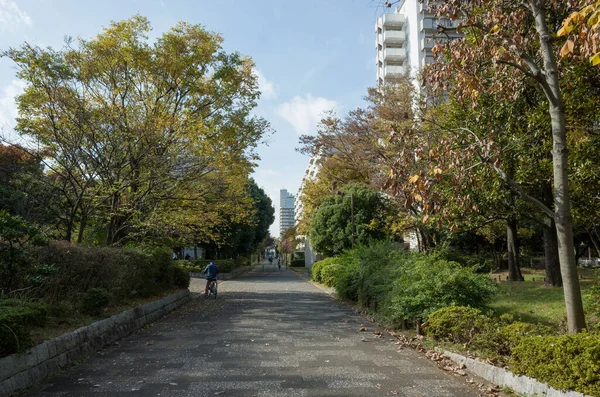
[422, 37, 436, 51]
[384, 47, 406, 61]
[382, 13, 406, 28]
[421, 17, 435, 32]
[384, 65, 405, 78]
[383, 30, 405, 44]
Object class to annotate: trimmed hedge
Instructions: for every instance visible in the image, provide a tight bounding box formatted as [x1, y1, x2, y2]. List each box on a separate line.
[290, 259, 305, 267]
[177, 259, 236, 274]
[511, 332, 600, 396]
[0, 300, 47, 355]
[425, 306, 598, 396]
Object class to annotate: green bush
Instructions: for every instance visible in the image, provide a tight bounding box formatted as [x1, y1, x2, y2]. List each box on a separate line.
[81, 288, 111, 316]
[311, 258, 340, 283]
[386, 255, 498, 324]
[499, 321, 554, 355]
[172, 266, 191, 288]
[321, 263, 341, 287]
[511, 332, 600, 396]
[426, 306, 495, 345]
[290, 259, 305, 267]
[0, 300, 47, 355]
[585, 269, 600, 328]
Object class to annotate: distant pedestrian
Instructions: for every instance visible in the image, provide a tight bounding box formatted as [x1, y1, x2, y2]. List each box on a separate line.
[172, 252, 178, 260]
[278, 257, 281, 270]
[185, 253, 191, 260]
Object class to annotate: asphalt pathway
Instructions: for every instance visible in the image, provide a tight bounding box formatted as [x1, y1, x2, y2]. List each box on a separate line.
[25, 263, 485, 397]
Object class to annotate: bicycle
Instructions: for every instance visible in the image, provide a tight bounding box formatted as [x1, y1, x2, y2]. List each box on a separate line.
[206, 278, 218, 299]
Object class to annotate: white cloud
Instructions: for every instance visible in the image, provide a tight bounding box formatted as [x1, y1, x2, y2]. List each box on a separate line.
[276, 94, 338, 135]
[0, 0, 32, 31]
[254, 69, 278, 100]
[0, 79, 26, 141]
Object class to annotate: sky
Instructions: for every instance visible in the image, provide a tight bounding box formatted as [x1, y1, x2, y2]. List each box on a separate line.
[0, 0, 384, 236]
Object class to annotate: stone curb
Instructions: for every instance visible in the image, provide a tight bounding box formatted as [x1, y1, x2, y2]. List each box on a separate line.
[440, 349, 591, 397]
[0, 289, 190, 397]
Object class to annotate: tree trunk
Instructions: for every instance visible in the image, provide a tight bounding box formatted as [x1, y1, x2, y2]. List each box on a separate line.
[542, 182, 562, 287]
[543, 219, 562, 287]
[589, 228, 600, 257]
[506, 218, 523, 281]
[531, 0, 586, 333]
[76, 215, 87, 244]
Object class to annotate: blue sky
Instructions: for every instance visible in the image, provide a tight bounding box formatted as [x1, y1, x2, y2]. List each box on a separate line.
[0, 0, 383, 236]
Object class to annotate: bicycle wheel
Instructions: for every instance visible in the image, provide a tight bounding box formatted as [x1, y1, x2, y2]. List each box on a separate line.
[211, 281, 217, 299]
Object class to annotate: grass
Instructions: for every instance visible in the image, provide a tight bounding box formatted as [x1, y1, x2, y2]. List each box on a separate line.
[29, 288, 184, 347]
[489, 268, 598, 329]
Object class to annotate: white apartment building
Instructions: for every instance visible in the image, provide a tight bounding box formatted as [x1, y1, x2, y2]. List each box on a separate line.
[295, 154, 322, 268]
[279, 189, 295, 237]
[375, 0, 461, 86]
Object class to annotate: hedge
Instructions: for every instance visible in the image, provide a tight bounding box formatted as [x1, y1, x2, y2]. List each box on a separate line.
[425, 306, 597, 396]
[311, 257, 341, 283]
[0, 300, 47, 355]
[511, 332, 600, 396]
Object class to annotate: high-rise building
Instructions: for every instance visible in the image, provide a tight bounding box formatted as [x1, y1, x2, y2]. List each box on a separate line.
[279, 189, 295, 237]
[294, 154, 322, 268]
[375, 0, 461, 86]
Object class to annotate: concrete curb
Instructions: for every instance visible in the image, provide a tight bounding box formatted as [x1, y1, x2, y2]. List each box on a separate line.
[0, 289, 190, 396]
[441, 349, 591, 397]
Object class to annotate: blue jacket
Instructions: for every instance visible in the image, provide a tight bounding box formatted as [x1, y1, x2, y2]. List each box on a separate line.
[204, 263, 219, 280]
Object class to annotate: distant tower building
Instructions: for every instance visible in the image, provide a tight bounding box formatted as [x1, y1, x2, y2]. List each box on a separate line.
[279, 189, 295, 237]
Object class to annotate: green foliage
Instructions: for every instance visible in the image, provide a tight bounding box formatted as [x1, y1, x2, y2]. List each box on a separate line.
[311, 257, 341, 283]
[426, 306, 554, 356]
[320, 263, 342, 287]
[81, 288, 111, 316]
[585, 269, 600, 328]
[0, 210, 46, 292]
[320, 242, 497, 326]
[28, 242, 183, 303]
[511, 332, 600, 396]
[176, 259, 235, 274]
[386, 255, 498, 324]
[0, 299, 47, 355]
[426, 306, 493, 346]
[310, 184, 397, 256]
[171, 266, 191, 289]
[290, 259, 305, 267]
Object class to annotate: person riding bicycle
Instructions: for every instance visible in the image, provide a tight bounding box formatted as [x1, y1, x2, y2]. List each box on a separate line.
[203, 261, 219, 298]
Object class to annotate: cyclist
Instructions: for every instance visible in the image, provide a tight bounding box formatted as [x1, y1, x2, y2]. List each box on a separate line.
[203, 260, 219, 298]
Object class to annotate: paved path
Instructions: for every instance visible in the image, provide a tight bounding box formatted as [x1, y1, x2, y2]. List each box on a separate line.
[26, 264, 485, 397]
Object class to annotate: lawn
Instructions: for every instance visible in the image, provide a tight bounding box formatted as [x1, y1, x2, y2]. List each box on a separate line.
[489, 268, 598, 329]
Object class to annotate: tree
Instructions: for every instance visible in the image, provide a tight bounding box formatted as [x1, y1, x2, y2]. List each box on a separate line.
[311, 184, 398, 256]
[558, 1, 600, 65]
[421, 0, 587, 333]
[4, 15, 270, 246]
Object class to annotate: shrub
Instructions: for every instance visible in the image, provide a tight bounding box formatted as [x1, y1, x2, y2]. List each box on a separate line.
[290, 259, 305, 267]
[426, 306, 494, 346]
[172, 266, 191, 289]
[81, 288, 111, 316]
[0, 299, 47, 355]
[386, 255, 498, 323]
[321, 263, 341, 287]
[511, 332, 600, 396]
[585, 269, 600, 328]
[311, 258, 340, 283]
[499, 321, 554, 355]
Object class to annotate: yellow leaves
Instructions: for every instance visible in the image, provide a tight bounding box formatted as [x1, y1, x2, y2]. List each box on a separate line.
[433, 168, 443, 175]
[560, 40, 575, 57]
[590, 52, 600, 66]
[557, 21, 574, 37]
[490, 24, 501, 34]
[409, 174, 420, 183]
[414, 193, 423, 202]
